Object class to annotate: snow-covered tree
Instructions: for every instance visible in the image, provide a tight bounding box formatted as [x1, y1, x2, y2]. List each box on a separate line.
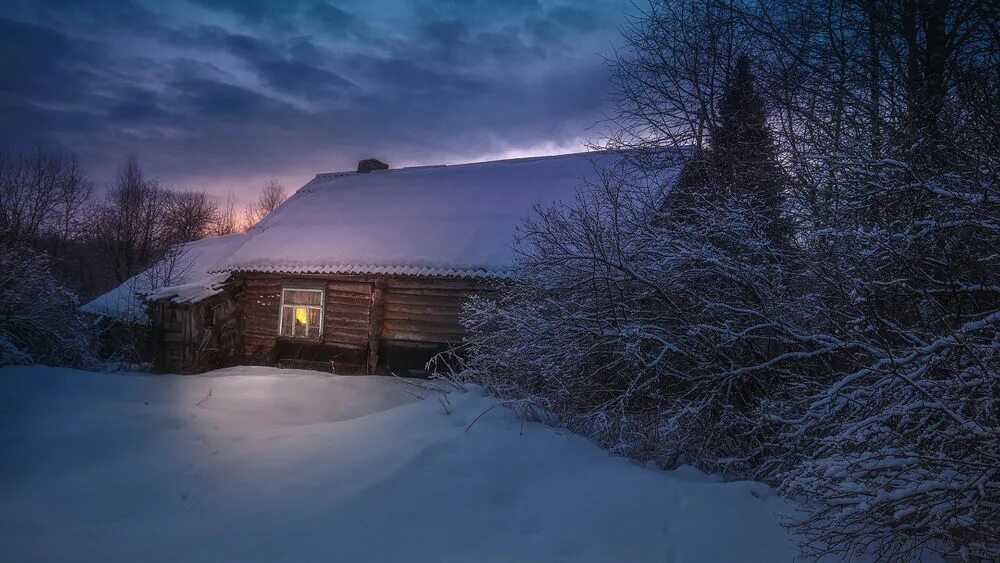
[453, 0, 1000, 559]
[456, 142, 820, 478]
[0, 245, 96, 368]
[779, 148, 1000, 562]
[767, 1, 1000, 558]
[668, 54, 790, 248]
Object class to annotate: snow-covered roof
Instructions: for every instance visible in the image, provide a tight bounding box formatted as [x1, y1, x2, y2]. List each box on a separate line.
[217, 151, 623, 278]
[84, 150, 680, 320]
[82, 233, 250, 323]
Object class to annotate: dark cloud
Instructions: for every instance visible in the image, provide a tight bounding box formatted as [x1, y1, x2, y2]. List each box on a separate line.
[352, 56, 485, 96]
[0, 18, 104, 103]
[549, 6, 603, 32]
[171, 79, 293, 120]
[107, 86, 171, 123]
[0, 0, 626, 197]
[255, 59, 357, 98]
[5, 0, 162, 33]
[187, 0, 311, 24]
[306, 2, 357, 37]
[185, 30, 359, 98]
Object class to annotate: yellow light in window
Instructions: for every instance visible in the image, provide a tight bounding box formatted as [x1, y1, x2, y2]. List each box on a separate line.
[295, 307, 308, 326]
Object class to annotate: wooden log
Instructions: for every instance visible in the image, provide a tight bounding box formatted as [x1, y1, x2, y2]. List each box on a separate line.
[383, 288, 483, 299]
[244, 326, 279, 338]
[242, 280, 282, 290]
[383, 317, 466, 332]
[384, 297, 465, 311]
[325, 281, 374, 295]
[320, 339, 367, 350]
[324, 328, 370, 340]
[379, 329, 465, 344]
[323, 301, 371, 314]
[323, 330, 369, 343]
[382, 300, 468, 318]
[239, 294, 280, 304]
[243, 318, 279, 331]
[384, 296, 465, 309]
[385, 277, 486, 291]
[243, 311, 278, 323]
[383, 313, 461, 326]
[323, 318, 370, 331]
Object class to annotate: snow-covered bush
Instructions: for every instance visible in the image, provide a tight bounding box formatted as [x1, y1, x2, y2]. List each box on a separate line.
[454, 149, 999, 562]
[454, 154, 830, 479]
[0, 244, 96, 368]
[778, 151, 1000, 561]
[450, 0, 999, 558]
[452, 53, 833, 479]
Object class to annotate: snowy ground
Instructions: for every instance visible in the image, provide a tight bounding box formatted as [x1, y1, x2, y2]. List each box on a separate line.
[1, 366, 801, 562]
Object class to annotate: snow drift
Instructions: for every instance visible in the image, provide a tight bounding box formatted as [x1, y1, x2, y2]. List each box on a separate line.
[0, 365, 799, 562]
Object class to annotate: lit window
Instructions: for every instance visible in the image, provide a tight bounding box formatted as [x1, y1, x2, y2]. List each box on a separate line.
[279, 288, 323, 339]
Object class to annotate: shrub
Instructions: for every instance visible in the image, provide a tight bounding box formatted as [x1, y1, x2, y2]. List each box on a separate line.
[0, 244, 96, 368]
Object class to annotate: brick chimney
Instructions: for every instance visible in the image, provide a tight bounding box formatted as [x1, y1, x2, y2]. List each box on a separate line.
[357, 159, 388, 173]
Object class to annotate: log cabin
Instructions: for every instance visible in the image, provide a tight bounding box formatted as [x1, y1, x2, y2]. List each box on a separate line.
[83, 150, 633, 375]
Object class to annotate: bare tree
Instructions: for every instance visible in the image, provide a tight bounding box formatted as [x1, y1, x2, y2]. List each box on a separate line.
[0, 149, 92, 246]
[91, 156, 170, 283]
[608, 0, 751, 155]
[50, 157, 93, 252]
[243, 178, 287, 229]
[163, 190, 218, 244]
[0, 149, 60, 243]
[454, 157, 818, 476]
[211, 188, 242, 236]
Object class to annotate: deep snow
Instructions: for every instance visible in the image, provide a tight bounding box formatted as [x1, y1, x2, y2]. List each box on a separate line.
[1, 366, 798, 562]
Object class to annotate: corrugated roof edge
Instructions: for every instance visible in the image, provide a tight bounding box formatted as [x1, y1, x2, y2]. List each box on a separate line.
[221, 263, 513, 279]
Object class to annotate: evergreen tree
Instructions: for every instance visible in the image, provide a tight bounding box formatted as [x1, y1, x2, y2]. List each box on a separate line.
[668, 55, 789, 248]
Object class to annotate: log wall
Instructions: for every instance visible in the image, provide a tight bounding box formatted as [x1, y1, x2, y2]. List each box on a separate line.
[236, 277, 282, 364]
[217, 272, 496, 374]
[323, 279, 372, 347]
[382, 277, 472, 344]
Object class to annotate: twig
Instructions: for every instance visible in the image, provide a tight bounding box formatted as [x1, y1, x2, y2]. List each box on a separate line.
[195, 389, 212, 406]
[465, 400, 523, 433]
[389, 370, 451, 395]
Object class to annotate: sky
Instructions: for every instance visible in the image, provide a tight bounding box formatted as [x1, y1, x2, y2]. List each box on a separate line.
[0, 0, 628, 202]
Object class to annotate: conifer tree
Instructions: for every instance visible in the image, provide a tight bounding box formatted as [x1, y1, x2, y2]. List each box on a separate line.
[712, 55, 787, 242]
[669, 55, 789, 248]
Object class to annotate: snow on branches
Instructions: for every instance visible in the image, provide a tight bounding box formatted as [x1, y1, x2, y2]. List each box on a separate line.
[455, 154, 823, 477]
[0, 245, 96, 368]
[777, 150, 1000, 561]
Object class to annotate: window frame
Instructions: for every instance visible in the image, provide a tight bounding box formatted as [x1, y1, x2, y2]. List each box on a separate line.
[278, 287, 325, 340]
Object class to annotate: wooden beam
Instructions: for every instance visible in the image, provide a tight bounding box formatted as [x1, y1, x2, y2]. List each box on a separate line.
[366, 277, 387, 374]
